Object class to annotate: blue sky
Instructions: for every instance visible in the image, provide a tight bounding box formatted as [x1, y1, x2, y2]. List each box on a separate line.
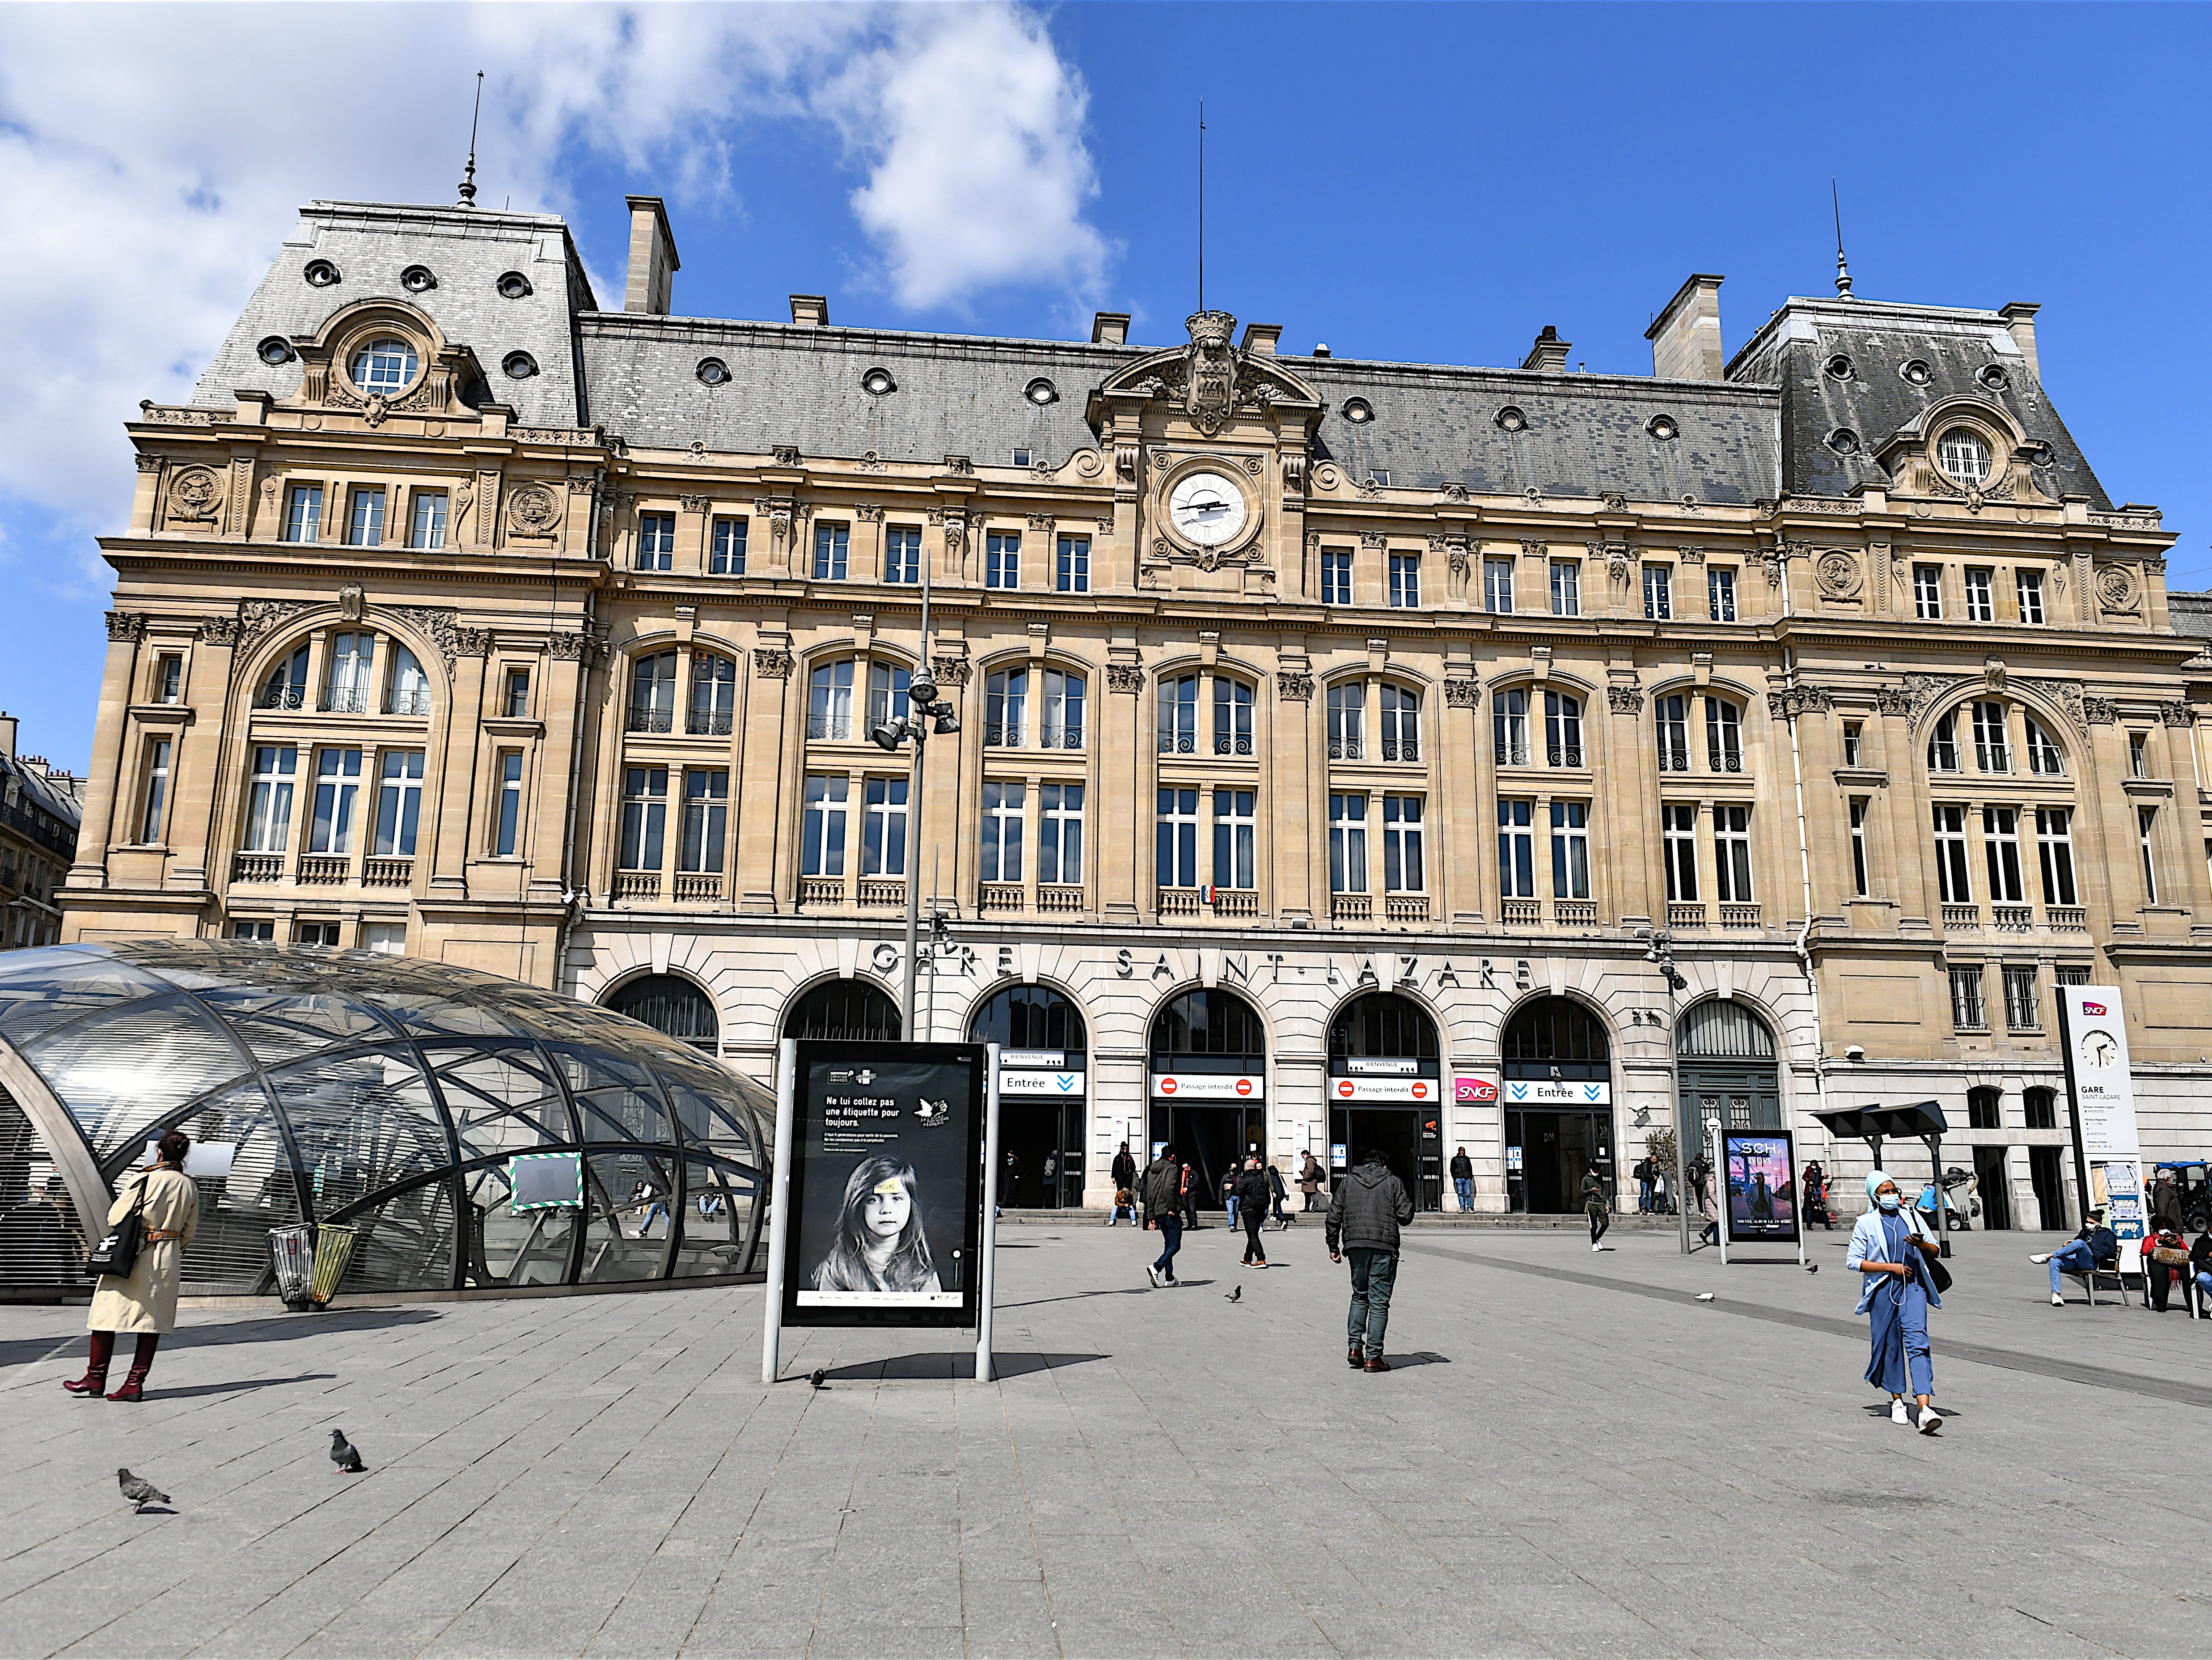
[3, 1, 2206, 774]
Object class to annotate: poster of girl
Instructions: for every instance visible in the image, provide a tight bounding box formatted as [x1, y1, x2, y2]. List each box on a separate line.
[808, 1155, 943, 1296]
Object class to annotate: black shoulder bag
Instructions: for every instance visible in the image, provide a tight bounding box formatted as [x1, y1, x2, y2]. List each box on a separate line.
[85, 1173, 151, 1279]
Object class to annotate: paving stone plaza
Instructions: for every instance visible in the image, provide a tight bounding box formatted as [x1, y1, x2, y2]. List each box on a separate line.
[4, 1220, 2208, 1659]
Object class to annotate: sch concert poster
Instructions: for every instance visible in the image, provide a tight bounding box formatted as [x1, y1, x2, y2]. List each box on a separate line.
[782, 1041, 987, 1328]
[1724, 1131, 1800, 1245]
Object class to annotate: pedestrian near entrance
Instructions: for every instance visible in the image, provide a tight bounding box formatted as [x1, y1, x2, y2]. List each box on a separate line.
[1181, 1162, 1200, 1230]
[65, 1129, 198, 1403]
[1237, 1157, 1271, 1267]
[1266, 1160, 1290, 1228]
[1109, 1186, 1138, 1225]
[1633, 1156, 1653, 1215]
[1451, 1147, 1476, 1213]
[1690, 1154, 1719, 1247]
[1299, 1152, 1324, 1212]
[1846, 1171, 1944, 1434]
[1803, 1161, 1831, 1230]
[1583, 1166, 1611, 1250]
[1222, 1168, 1240, 1232]
[1111, 1141, 1138, 1197]
[1142, 1147, 1184, 1286]
[1327, 1148, 1414, 1372]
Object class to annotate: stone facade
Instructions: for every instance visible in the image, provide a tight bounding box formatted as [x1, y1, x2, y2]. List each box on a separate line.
[0, 716, 83, 951]
[63, 198, 2212, 1224]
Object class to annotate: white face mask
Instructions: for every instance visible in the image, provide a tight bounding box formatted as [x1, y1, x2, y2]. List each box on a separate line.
[1876, 1194, 1901, 1213]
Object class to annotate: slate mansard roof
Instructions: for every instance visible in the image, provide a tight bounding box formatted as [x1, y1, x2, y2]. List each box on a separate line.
[190, 200, 2118, 510]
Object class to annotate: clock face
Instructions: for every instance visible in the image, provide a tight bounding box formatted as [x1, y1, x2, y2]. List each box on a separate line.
[1168, 470, 1249, 547]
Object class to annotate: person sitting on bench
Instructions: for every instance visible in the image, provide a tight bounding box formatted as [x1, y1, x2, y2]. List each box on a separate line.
[2030, 1207, 2118, 1306]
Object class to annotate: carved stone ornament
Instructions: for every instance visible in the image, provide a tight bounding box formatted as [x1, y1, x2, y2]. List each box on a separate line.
[930, 655, 973, 689]
[567, 475, 600, 499]
[1106, 663, 1146, 694]
[1814, 550, 1863, 600]
[198, 617, 244, 646]
[1242, 456, 1263, 476]
[1096, 516, 1115, 535]
[1183, 310, 1239, 437]
[1277, 670, 1315, 702]
[1601, 492, 1628, 513]
[1871, 686, 1912, 716]
[134, 452, 165, 474]
[1439, 481, 1468, 504]
[1027, 512, 1057, 532]
[105, 611, 148, 643]
[773, 445, 801, 467]
[859, 450, 887, 474]
[2080, 694, 2118, 725]
[677, 494, 709, 514]
[1768, 686, 1832, 720]
[166, 466, 222, 522]
[2157, 700, 2193, 728]
[393, 606, 491, 678]
[1893, 673, 1965, 733]
[943, 454, 973, 476]
[507, 483, 562, 537]
[1359, 532, 1387, 551]
[1606, 685, 1645, 715]
[1116, 443, 1138, 485]
[1520, 540, 1549, 559]
[338, 583, 366, 622]
[2094, 563, 2140, 614]
[855, 504, 884, 523]
[237, 599, 305, 641]
[549, 631, 598, 662]
[1676, 545, 1706, 566]
[941, 512, 967, 555]
[752, 648, 794, 681]
[1598, 544, 1633, 586]
[1443, 679, 1480, 709]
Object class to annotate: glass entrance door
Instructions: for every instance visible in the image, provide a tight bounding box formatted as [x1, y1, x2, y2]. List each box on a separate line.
[1504, 1108, 1614, 1213]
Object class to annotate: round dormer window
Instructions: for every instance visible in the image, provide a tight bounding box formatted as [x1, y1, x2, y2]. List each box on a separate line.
[1496, 405, 1527, 432]
[1900, 358, 1933, 386]
[303, 259, 340, 288]
[400, 265, 437, 294]
[1341, 397, 1374, 424]
[1025, 377, 1058, 405]
[1828, 427, 1861, 456]
[257, 336, 296, 367]
[350, 338, 419, 396]
[1936, 426, 1992, 485]
[1978, 364, 2010, 392]
[502, 350, 539, 380]
[497, 271, 533, 300]
[1648, 413, 1679, 441]
[696, 357, 729, 386]
[1824, 353, 1854, 381]
[862, 367, 897, 396]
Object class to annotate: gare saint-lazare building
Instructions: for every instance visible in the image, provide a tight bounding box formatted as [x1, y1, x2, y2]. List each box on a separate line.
[54, 186, 2212, 1226]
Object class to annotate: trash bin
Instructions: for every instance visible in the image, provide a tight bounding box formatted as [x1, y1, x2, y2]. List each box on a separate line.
[308, 1224, 357, 1308]
[267, 1225, 313, 1311]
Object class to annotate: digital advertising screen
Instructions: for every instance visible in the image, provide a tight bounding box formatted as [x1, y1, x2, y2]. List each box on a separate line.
[1724, 1130, 1798, 1244]
[782, 1041, 987, 1329]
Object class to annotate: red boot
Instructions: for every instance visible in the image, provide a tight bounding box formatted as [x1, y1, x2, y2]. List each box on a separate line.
[106, 1334, 158, 1402]
[62, 1331, 114, 1397]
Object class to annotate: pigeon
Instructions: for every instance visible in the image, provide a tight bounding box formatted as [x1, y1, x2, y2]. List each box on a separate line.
[329, 1429, 366, 1474]
[1806, 1262, 1819, 1274]
[1225, 1286, 1241, 1303]
[118, 1468, 168, 1513]
[1695, 1292, 1716, 1302]
[808, 1369, 828, 1390]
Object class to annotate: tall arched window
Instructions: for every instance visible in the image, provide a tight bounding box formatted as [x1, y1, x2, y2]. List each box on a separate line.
[808, 660, 854, 741]
[2024, 713, 2065, 776]
[1040, 669, 1085, 749]
[385, 645, 431, 716]
[1328, 683, 1365, 760]
[609, 974, 719, 1051]
[1379, 684, 1420, 762]
[1213, 676, 1254, 756]
[1544, 691, 1582, 766]
[1159, 674, 1198, 754]
[866, 661, 910, 733]
[986, 668, 1028, 747]
[258, 644, 310, 710]
[1150, 989, 1265, 1065]
[1927, 709, 1961, 772]
[629, 651, 678, 733]
[1705, 698, 1744, 773]
[783, 978, 901, 1042]
[1501, 997, 1611, 1080]
[689, 652, 737, 736]
[1493, 688, 1529, 766]
[1328, 991, 1440, 1063]
[1654, 694, 1689, 772]
[970, 985, 1088, 1053]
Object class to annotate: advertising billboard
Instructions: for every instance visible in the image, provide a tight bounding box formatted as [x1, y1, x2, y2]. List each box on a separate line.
[2058, 985, 2144, 1266]
[1723, 1131, 1798, 1244]
[781, 1042, 987, 1329]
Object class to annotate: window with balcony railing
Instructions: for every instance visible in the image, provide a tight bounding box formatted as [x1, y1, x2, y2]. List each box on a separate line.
[1158, 674, 1198, 754]
[1971, 701, 2011, 773]
[1544, 690, 1582, 767]
[808, 660, 854, 741]
[1327, 683, 1365, 761]
[322, 632, 376, 714]
[688, 652, 737, 735]
[985, 666, 1028, 748]
[257, 646, 309, 711]
[1379, 684, 1419, 762]
[1926, 711, 1961, 773]
[386, 646, 431, 716]
[1213, 677, 1255, 756]
[1705, 698, 1744, 773]
[629, 650, 678, 733]
[1492, 688, 1529, 767]
[1654, 694, 1689, 772]
[2025, 715, 2064, 777]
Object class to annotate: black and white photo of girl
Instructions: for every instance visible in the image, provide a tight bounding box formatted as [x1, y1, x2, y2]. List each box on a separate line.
[808, 1155, 943, 1297]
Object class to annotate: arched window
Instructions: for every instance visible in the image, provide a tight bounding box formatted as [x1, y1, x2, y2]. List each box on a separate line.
[986, 668, 1028, 748]
[1328, 683, 1365, 760]
[1544, 691, 1582, 767]
[1967, 1085, 2001, 1130]
[629, 651, 678, 733]
[1501, 997, 1610, 1080]
[2023, 1086, 2056, 1130]
[1654, 694, 1689, 772]
[1150, 988, 1265, 1065]
[1937, 427, 1992, 486]
[1041, 669, 1085, 749]
[1328, 991, 1440, 1063]
[1379, 684, 1420, 762]
[1704, 698, 1744, 773]
[609, 974, 719, 1051]
[1927, 709, 1961, 772]
[385, 645, 431, 716]
[349, 337, 419, 394]
[324, 632, 376, 713]
[1493, 687, 1529, 766]
[969, 984, 1088, 1053]
[808, 660, 854, 741]
[1971, 700, 2012, 773]
[1675, 1000, 1776, 1059]
[867, 661, 909, 733]
[1213, 676, 1255, 756]
[1158, 674, 1198, 754]
[259, 644, 310, 711]
[689, 652, 736, 736]
[2024, 714, 2065, 776]
[783, 978, 901, 1042]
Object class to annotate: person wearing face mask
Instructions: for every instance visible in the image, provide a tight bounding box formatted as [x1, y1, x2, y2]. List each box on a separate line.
[1844, 1170, 1944, 1434]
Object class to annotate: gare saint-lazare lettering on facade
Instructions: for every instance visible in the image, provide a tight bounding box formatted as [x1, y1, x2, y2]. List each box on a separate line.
[64, 186, 2212, 1221]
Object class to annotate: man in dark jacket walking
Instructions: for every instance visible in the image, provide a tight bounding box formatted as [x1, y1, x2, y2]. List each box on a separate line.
[1236, 1157, 1272, 1267]
[1327, 1148, 1415, 1372]
[1142, 1147, 1184, 1286]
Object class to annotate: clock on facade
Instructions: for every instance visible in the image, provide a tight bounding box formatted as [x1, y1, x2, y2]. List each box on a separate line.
[1167, 470, 1250, 547]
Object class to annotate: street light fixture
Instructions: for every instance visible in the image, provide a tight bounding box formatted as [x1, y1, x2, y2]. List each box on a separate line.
[868, 567, 961, 1034]
[1636, 925, 1693, 1255]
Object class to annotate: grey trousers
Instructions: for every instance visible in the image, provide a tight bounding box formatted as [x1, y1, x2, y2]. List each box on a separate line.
[1345, 1247, 1398, 1359]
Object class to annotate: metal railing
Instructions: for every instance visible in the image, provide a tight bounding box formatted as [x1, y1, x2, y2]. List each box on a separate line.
[673, 873, 722, 902]
[627, 706, 675, 734]
[613, 871, 661, 900]
[805, 715, 852, 741]
[1331, 893, 1373, 923]
[1493, 742, 1530, 768]
[687, 710, 735, 737]
[256, 684, 308, 711]
[1706, 751, 1744, 774]
[231, 852, 284, 883]
[1657, 749, 1691, 773]
[1157, 732, 1198, 755]
[1380, 739, 1420, 763]
[1328, 737, 1365, 761]
[984, 724, 1025, 748]
[1213, 736, 1255, 757]
[296, 855, 349, 885]
[1547, 747, 1584, 768]
[385, 689, 432, 717]
[1038, 725, 1085, 750]
[320, 688, 373, 715]
[363, 857, 412, 888]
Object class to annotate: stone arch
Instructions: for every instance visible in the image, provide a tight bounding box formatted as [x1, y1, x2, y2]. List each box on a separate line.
[779, 975, 902, 1042]
[602, 969, 721, 1052]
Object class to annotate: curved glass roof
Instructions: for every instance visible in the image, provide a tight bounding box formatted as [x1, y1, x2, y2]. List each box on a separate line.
[0, 942, 770, 1297]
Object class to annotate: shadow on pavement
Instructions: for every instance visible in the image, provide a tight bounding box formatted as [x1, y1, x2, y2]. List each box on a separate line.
[149, 1372, 339, 1401]
[806, 1352, 1108, 1383]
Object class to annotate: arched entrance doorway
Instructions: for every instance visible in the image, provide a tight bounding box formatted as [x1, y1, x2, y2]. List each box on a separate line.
[607, 974, 719, 1051]
[1676, 1000, 1780, 1160]
[783, 979, 901, 1042]
[1327, 992, 1443, 1210]
[970, 985, 1088, 1209]
[1501, 997, 1614, 1214]
[1148, 989, 1265, 1214]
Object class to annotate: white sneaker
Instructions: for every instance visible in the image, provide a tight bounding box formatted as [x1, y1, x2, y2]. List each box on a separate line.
[1592, 1242, 1603, 1252]
[1917, 1408, 1943, 1436]
[2029, 1253, 2052, 1265]
[1145, 1265, 1161, 1287]
[1890, 1399, 1909, 1425]
[2051, 1293, 2066, 1306]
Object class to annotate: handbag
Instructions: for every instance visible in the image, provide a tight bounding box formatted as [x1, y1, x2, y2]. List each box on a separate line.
[86, 1173, 152, 1279]
[2151, 1245, 2191, 1266]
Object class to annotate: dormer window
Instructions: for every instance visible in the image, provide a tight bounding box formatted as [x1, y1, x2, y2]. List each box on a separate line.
[1936, 428, 1991, 486]
[350, 339, 419, 396]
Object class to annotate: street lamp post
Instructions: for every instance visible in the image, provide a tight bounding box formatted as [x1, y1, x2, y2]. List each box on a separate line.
[1637, 927, 1692, 1255]
[870, 554, 960, 1038]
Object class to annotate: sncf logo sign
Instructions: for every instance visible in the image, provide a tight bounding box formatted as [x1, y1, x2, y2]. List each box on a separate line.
[2081, 1001, 2107, 1017]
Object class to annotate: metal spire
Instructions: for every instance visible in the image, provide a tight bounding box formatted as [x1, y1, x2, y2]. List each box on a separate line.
[457, 72, 484, 209]
[1197, 100, 1205, 314]
[1832, 178, 1853, 300]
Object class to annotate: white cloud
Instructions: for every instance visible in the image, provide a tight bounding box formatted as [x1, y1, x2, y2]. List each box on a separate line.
[0, 1, 1108, 589]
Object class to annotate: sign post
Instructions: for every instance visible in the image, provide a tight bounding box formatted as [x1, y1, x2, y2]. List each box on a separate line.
[977, 1043, 1000, 1382]
[761, 1038, 799, 1385]
[1710, 1118, 1727, 1266]
[2057, 985, 2145, 1271]
[1721, 1127, 1803, 1266]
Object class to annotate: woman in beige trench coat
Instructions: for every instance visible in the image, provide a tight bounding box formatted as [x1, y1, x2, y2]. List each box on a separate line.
[64, 1128, 198, 1402]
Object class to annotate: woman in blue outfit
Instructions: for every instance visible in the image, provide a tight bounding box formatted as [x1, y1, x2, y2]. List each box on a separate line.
[1845, 1170, 1944, 1435]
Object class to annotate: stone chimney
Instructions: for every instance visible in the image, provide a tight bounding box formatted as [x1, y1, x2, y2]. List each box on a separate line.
[1646, 275, 1726, 381]
[1520, 326, 1570, 374]
[0, 711, 14, 760]
[1240, 323, 1282, 356]
[1090, 312, 1129, 346]
[623, 195, 680, 315]
[789, 295, 829, 327]
[1999, 302, 2040, 378]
